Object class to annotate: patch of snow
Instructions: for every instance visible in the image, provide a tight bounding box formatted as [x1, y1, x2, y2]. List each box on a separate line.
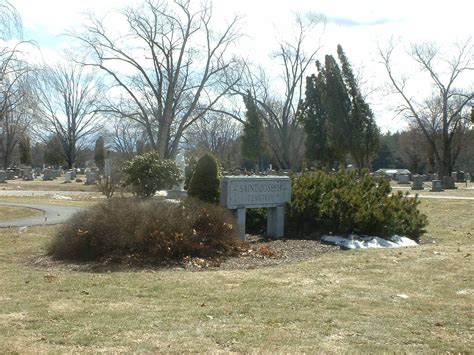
[155, 190, 168, 197]
[321, 234, 418, 249]
[456, 289, 473, 295]
[52, 194, 73, 200]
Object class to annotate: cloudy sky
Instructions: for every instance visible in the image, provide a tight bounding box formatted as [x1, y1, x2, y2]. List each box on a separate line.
[11, 0, 474, 132]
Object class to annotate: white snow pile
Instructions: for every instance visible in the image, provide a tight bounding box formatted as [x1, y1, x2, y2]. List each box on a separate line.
[321, 234, 418, 249]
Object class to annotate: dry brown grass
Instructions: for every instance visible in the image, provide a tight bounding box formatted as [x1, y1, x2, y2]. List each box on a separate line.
[0, 206, 43, 220]
[0, 196, 472, 353]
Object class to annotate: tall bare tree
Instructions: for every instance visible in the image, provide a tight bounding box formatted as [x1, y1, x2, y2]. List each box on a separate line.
[380, 38, 474, 177]
[0, 0, 22, 40]
[185, 112, 242, 169]
[0, 44, 35, 168]
[35, 61, 103, 168]
[73, 0, 241, 159]
[220, 14, 325, 169]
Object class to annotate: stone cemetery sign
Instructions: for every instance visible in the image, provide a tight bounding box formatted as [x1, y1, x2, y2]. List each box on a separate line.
[220, 176, 291, 240]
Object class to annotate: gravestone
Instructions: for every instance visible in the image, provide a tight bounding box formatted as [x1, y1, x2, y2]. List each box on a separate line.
[85, 172, 97, 185]
[43, 169, 54, 181]
[397, 174, 410, 184]
[64, 171, 73, 183]
[104, 159, 112, 177]
[442, 176, 457, 190]
[53, 169, 62, 178]
[0, 170, 6, 183]
[411, 175, 424, 190]
[23, 171, 34, 181]
[220, 176, 291, 240]
[6, 170, 15, 180]
[431, 180, 443, 192]
[465, 172, 471, 183]
[456, 171, 465, 182]
[451, 171, 458, 182]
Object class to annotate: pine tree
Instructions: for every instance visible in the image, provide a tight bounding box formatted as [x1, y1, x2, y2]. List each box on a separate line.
[337, 45, 379, 169]
[322, 54, 352, 164]
[94, 136, 105, 171]
[241, 92, 268, 171]
[300, 66, 336, 169]
[187, 153, 220, 204]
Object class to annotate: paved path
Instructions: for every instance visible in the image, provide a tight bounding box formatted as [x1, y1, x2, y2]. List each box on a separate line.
[409, 195, 474, 201]
[0, 190, 93, 197]
[0, 201, 84, 228]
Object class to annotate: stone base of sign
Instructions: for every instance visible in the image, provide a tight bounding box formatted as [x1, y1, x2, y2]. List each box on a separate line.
[233, 208, 246, 240]
[267, 206, 284, 238]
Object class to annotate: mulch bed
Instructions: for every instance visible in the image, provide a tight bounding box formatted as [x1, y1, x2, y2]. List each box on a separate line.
[30, 235, 342, 272]
[187, 235, 341, 271]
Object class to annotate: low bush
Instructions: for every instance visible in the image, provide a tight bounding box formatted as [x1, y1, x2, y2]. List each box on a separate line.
[48, 197, 241, 262]
[287, 170, 427, 240]
[246, 208, 267, 234]
[123, 152, 181, 197]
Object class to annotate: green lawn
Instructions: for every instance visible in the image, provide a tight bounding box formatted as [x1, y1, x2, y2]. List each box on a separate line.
[0, 198, 472, 352]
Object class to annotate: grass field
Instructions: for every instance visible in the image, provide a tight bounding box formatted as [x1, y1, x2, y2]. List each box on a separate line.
[0, 206, 44, 221]
[0, 195, 472, 352]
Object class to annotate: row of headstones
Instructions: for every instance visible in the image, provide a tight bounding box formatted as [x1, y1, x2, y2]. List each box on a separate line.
[0, 168, 38, 182]
[398, 172, 471, 184]
[410, 175, 471, 192]
[0, 168, 99, 185]
[63, 170, 99, 185]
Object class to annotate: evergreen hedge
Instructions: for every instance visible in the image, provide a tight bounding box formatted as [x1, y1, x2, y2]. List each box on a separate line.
[287, 170, 427, 240]
[187, 153, 220, 204]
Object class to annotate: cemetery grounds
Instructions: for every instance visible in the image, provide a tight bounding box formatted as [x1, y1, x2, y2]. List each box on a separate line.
[0, 177, 472, 353]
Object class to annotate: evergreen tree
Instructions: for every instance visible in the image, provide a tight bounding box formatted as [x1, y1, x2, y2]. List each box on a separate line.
[19, 134, 32, 166]
[241, 92, 268, 171]
[337, 45, 379, 169]
[300, 65, 338, 169]
[94, 136, 105, 171]
[322, 54, 352, 163]
[187, 153, 220, 204]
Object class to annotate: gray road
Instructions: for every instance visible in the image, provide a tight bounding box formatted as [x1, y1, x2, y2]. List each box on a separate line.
[0, 201, 84, 228]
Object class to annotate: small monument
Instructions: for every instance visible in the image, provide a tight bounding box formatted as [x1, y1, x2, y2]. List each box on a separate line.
[167, 150, 187, 199]
[64, 171, 73, 183]
[411, 175, 424, 190]
[6, 170, 15, 180]
[431, 180, 443, 192]
[43, 169, 54, 181]
[397, 174, 410, 185]
[85, 171, 98, 185]
[442, 176, 457, 190]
